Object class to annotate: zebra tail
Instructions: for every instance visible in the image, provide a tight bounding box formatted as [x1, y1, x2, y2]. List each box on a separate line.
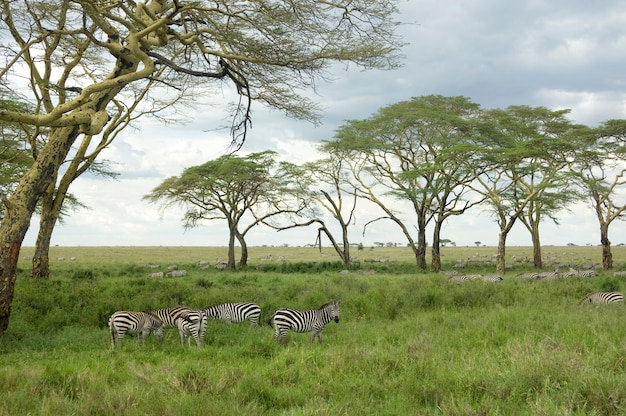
[267, 312, 275, 327]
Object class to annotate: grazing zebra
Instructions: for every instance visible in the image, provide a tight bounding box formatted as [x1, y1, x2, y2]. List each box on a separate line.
[108, 311, 163, 348]
[515, 272, 540, 280]
[537, 270, 560, 280]
[567, 267, 597, 278]
[447, 274, 482, 283]
[579, 292, 625, 305]
[479, 275, 503, 282]
[268, 300, 341, 346]
[203, 303, 262, 327]
[149, 307, 207, 347]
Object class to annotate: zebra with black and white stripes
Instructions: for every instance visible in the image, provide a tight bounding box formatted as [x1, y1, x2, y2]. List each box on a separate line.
[479, 275, 503, 282]
[570, 268, 597, 278]
[149, 306, 207, 347]
[579, 292, 625, 305]
[268, 300, 341, 346]
[108, 311, 164, 348]
[447, 274, 482, 283]
[203, 303, 262, 327]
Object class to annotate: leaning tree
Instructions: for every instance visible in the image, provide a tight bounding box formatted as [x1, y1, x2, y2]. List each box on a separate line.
[0, 0, 403, 335]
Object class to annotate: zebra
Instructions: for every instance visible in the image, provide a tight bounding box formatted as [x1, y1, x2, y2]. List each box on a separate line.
[108, 311, 164, 348]
[447, 274, 482, 283]
[202, 303, 262, 327]
[537, 269, 560, 280]
[579, 292, 625, 305]
[267, 300, 341, 346]
[515, 272, 540, 280]
[568, 267, 597, 278]
[149, 306, 207, 347]
[479, 275, 503, 282]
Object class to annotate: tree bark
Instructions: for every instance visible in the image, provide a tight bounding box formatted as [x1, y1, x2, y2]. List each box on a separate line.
[416, 215, 427, 270]
[600, 223, 612, 270]
[31, 186, 60, 279]
[430, 220, 442, 272]
[226, 222, 237, 271]
[236, 232, 248, 267]
[530, 225, 543, 269]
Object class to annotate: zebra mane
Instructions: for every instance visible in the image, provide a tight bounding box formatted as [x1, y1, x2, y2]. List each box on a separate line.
[319, 300, 338, 309]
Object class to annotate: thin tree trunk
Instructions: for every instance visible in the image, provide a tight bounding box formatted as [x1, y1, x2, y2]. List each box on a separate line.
[496, 231, 507, 274]
[227, 224, 236, 271]
[530, 225, 543, 269]
[340, 222, 350, 269]
[430, 220, 442, 272]
[31, 188, 59, 279]
[416, 216, 427, 270]
[600, 223, 612, 270]
[237, 232, 248, 267]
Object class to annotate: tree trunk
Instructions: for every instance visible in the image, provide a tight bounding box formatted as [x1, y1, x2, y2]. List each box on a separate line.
[496, 230, 507, 274]
[0, 125, 80, 334]
[227, 224, 237, 271]
[600, 223, 612, 270]
[430, 220, 442, 272]
[530, 225, 543, 269]
[31, 187, 60, 279]
[0, 221, 25, 337]
[416, 216, 427, 270]
[237, 232, 248, 267]
[340, 222, 351, 269]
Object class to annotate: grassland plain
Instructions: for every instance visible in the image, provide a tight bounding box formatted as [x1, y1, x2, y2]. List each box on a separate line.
[1, 245, 626, 415]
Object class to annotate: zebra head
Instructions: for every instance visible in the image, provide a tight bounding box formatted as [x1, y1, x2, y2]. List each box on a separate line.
[324, 299, 341, 323]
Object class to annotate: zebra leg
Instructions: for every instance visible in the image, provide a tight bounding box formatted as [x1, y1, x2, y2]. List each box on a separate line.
[277, 329, 288, 346]
[310, 331, 323, 345]
[112, 332, 122, 348]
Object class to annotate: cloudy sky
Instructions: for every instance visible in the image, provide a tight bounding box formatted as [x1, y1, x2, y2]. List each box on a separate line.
[23, 0, 626, 248]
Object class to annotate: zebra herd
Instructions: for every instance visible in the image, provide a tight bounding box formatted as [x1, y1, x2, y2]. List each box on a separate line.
[443, 268, 626, 308]
[446, 267, 599, 283]
[108, 300, 341, 348]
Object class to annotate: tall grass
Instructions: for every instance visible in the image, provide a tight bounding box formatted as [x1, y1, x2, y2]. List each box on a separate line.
[2, 246, 626, 414]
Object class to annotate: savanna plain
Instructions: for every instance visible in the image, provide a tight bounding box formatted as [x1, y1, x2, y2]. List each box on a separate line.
[2, 245, 626, 415]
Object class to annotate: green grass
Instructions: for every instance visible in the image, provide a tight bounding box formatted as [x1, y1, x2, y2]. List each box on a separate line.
[2, 245, 626, 415]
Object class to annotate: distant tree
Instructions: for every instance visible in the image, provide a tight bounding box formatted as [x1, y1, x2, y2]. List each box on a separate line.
[0, 0, 403, 335]
[474, 241, 482, 247]
[571, 120, 626, 270]
[290, 152, 360, 269]
[143, 151, 308, 270]
[465, 106, 582, 273]
[329, 95, 484, 271]
[508, 107, 585, 268]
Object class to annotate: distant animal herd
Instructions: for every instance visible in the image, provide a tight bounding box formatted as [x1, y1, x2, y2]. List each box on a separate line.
[108, 300, 341, 348]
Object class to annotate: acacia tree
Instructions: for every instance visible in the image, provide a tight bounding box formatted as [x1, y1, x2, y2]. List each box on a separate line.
[506, 107, 584, 268]
[301, 152, 360, 269]
[0, 0, 403, 335]
[466, 106, 581, 273]
[143, 151, 309, 270]
[572, 120, 626, 269]
[329, 95, 483, 271]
